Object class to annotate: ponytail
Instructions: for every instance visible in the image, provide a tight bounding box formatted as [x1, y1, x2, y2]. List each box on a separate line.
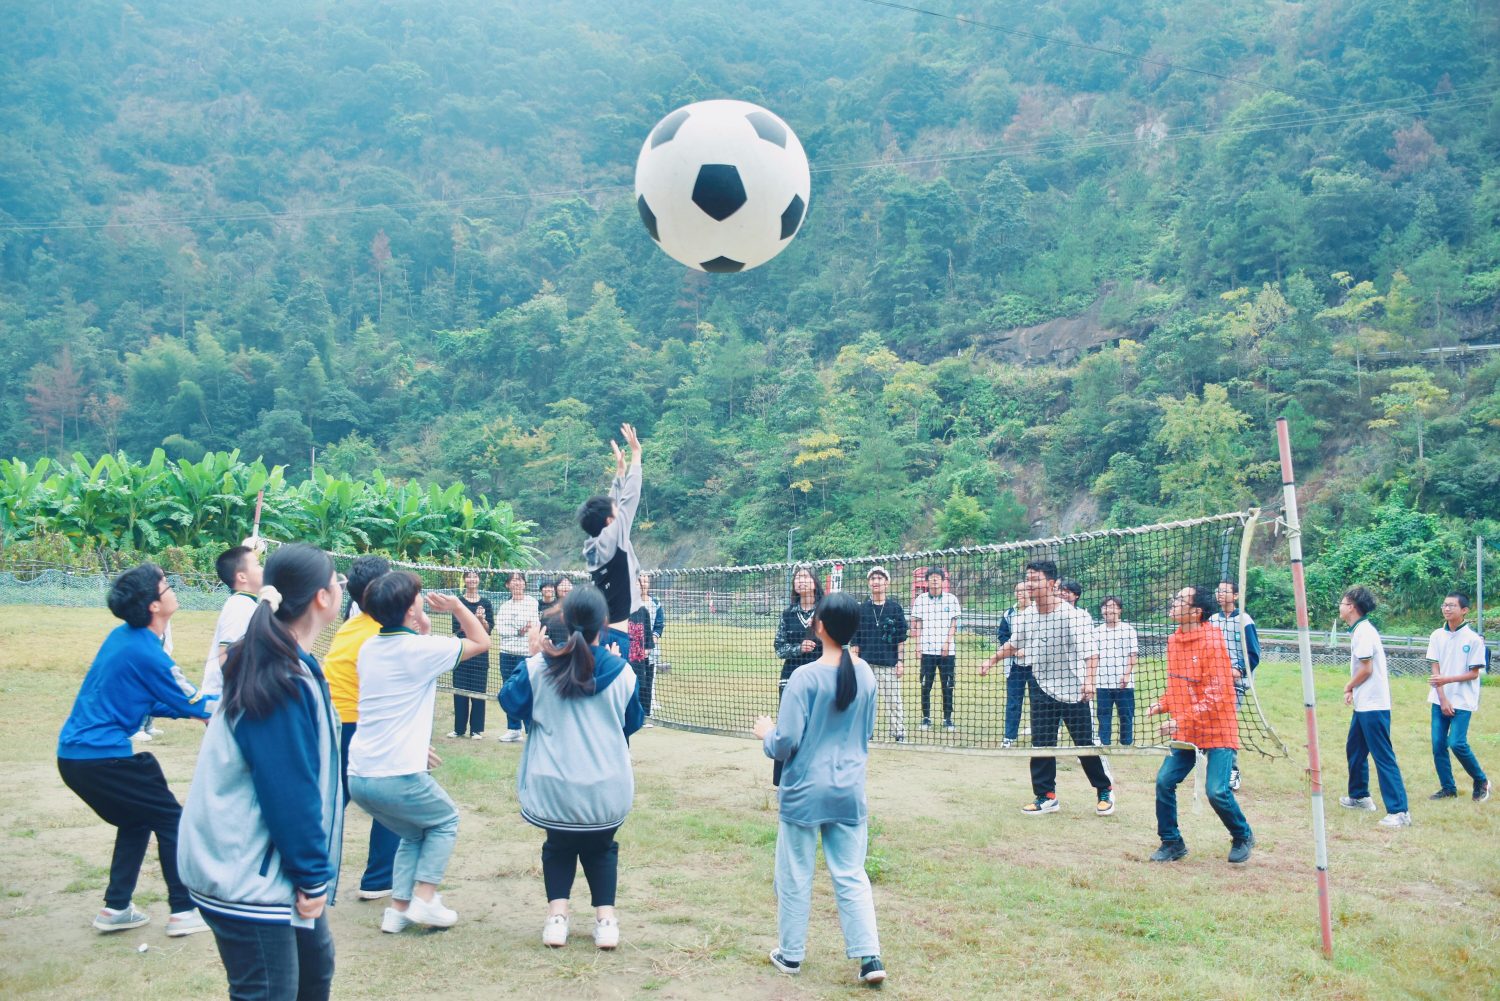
[542, 585, 609, 699]
[834, 644, 856, 712]
[221, 543, 334, 719]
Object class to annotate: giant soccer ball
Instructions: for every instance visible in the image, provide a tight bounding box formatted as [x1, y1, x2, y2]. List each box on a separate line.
[634, 99, 810, 273]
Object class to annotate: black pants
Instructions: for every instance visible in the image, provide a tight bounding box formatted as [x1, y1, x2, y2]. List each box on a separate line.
[920, 654, 956, 723]
[202, 910, 334, 1001]
[57, 754, 194, 912]
[632, 657, 656, 715]
[542, 826, 620, 906]
[452, 654, 489, 735]
[1028, 682, 1113, 798]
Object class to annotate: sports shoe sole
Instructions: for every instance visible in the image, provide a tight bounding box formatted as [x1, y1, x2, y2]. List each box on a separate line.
[768, 950, 801, 975]
[93, 912, 150, 933]
[861, 968, 887, 984]
[357, 888, 393, 900]
[1096, 802, 1115, 816]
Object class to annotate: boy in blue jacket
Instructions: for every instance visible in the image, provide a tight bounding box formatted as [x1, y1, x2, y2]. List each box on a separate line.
[57, 563, 214, 937]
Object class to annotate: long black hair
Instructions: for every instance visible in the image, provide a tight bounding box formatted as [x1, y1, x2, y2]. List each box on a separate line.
[541, 585, 607, 699]
[813, 591, 862, 712]
[787, 563, 824, 607]
[221, 543, 334, 719]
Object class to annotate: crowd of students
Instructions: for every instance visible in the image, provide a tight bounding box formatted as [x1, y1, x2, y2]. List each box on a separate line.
[52, 419, 1489, 997]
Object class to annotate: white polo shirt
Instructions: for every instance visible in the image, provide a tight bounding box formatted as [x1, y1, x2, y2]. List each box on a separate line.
[348, 630, 465, 778]
[1094, 621, 1138, 689]
[1426, 623, 1486, 713]
[911, 591, 961, 657]
[1347, 619, 1390, 712]
[201, 592, 258, 698]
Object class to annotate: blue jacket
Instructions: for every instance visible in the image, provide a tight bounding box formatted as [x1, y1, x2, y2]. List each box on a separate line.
[501, 644, 643, 831]
[57, 624, 213, 760]
[763, 655, 877, 827]
[178, 650, 344, 924]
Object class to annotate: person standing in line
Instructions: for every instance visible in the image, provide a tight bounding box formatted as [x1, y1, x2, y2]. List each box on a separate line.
[628, 573, 658, 727]
[1094, 597, 1138, 746]
[1059, 580, 1083, 607]
[983, 560, 1112, 816]
[852, 566, 909, 742]
[178, 545, 346, 999]
[448, 570, 494, 740]
[1425, 593, 1490, 803]
[996, 581, 1031, 748]
[641, 571, 666, 692]
[543, 576, 575, 647]
[910, 568, 961, 732]
[755, 592, 886, 987]
[500, 586, 643, 951]
[322, 555, 401, 901]
[493, 571, 541, 743]
[201, 544, 264, 703]
[57, 563, 215, 938]
[772, 565, 824, 786]
[1146, 585, 1253, 865]
[1211, 580, 1260, 791]
[1336, 586, 1412, 827]
[349, 572, 490, 932]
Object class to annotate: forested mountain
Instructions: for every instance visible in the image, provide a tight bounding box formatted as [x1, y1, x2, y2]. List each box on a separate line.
[2, 0, 1497, 617]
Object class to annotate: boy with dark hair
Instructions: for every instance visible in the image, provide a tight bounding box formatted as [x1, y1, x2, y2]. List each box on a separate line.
[984, 559, 1113, 815]
[1147, 585, 1253, 865]
[1425, 592, 1490, 803]
[57, 563, 214, 937]
[1212, 580, 1260, 792]
[910, 567, 960, 732]
[200, 544, 263, 701]
[1337, 586, 1411, 827]
[852, 566, 909, 742]
[579, 423, 644, 652]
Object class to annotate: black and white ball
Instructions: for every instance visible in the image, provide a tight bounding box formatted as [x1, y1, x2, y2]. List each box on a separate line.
[634, 99, 810, 273]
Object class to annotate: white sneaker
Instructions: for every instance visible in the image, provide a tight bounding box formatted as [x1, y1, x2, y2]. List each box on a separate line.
[542, 914, 569, 947]
[471, 732, 486, 740]
[1338, 796, 1377, 812]
[380, 907, 412, 934]
[446, 731, 461, 739]
[498, 730, 524, 743]
[1377, 811, 1412, 828]
[131, 730, 153, 742]
[147, 726, 164, 737]
[166, 910, 209, 937]
[93, 903, 150, 932]
[641, 721, 655, 729]
[593, 917, 620, 949]
[1001, 738, 1015, 748]
[405, 893, 457, 928]
[357, 887, 393, 900]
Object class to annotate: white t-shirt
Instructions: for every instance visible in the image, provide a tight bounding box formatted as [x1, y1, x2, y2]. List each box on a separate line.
[201, 592, 258, 697]
[1347, 619, 1390, 712]
[1426, 623, 1487, 713]
[1012, 603, 1095, 702]
[1094, 622, 1138, 689]
[911, 592, 961, 656]
[348, 630, 465, 778]
[493, 596, 541, 656]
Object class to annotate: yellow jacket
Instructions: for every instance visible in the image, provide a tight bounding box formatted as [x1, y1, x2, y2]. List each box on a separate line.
[324, 613, 380, 723]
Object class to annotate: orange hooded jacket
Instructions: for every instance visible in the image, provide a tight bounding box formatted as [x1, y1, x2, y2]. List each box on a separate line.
[1161, 622, 1240, 750]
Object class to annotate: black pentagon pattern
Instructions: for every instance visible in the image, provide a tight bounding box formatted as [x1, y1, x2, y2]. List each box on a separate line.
[650, 108, 691, 148]
[636, 195, 660, 242]
[744, 110, 787, 148]
[780, 194, 806, 240]
[692, 164, 747, 221]
[700, 256, 746, 273]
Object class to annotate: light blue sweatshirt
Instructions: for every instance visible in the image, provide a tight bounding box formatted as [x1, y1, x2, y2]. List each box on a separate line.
[762, 655, 877, 827]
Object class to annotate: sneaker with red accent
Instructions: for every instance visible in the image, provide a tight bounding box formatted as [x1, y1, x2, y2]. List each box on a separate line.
[1022, 794, 1059, 815]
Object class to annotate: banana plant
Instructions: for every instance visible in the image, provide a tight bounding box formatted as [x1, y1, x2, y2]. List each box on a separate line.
[0, 457, 53, 544]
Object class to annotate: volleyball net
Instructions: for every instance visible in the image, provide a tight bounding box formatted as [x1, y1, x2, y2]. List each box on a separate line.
[305, 509, 1287, 758]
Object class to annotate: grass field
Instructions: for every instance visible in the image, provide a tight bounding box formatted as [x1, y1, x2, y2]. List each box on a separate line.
[1, 606, 1497, 1000]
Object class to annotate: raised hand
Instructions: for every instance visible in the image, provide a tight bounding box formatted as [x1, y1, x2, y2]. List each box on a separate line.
[611, 438, 626, 478]
[621, 422, 642, 459]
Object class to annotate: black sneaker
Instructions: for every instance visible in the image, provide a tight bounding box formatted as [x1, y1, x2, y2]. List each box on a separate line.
[1228, 836, 1254, 865]
[920, 718, 932, 729]
[769, 949, 801, 975]
[1430, 788, 1458, 800]
[1475, 780, 1492, 803]
[1150, 840, 1188, 863]
[859, 957, 886, 986]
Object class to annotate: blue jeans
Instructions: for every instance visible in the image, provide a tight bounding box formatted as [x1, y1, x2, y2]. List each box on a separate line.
[339, 722, 400, 892]
[1004, 664, 1031, 741]
[498, 653, 527, 731]
[1431, 705, 1488, 793]
[1096, 687, 1135, 746]
[201, 910, 333, 1001]
[774, 819, 880, 962]
[1347, 710, 1409, 813]
[1156, 746, 1252, 844]
[349, 772, 460, 903]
